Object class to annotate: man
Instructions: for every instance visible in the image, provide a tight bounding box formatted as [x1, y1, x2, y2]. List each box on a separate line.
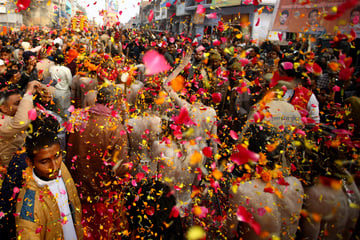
[15, 115, 83, 239]
[280, 10, 289, 25]
[66, 84, 130, 239]
[0, 81, 41, 168]
[0, 59, 8, 90]
[36, 46, 55, 81]
[349, 6, 360, 36]
[17, 51, 39, 91]
[164, 42, 177, 67]
[49, 52, 72, 112]
[307, 9, 326, 35]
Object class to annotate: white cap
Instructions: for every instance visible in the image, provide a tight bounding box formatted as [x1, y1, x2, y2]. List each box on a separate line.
[0, 59, 5, 66]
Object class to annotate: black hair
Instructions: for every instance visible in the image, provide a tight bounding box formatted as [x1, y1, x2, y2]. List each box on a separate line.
[0, 47, 11, 54]
[0, 89, 20, 106]
[96, 84, 118, 105]
[125, 180, 184, 240]
[25, 113, 60, 161]
[281, 10, 289, 16]
[23, 51, 36, 62]
[278, 58, 296, 78]
[245, 124, 285, 170]
[308, 9, 319, 18]
[54, 52, 65, 65]
[350, 6, 360, 16]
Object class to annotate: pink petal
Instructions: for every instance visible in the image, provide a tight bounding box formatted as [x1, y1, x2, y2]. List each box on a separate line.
[230, 144, 259, 165]
[276, 177, 290, 186]
[196, 5, 206, 14]
[13, 187, 20, 194]
[142, 165, 149, 173]
[239, 58, 250, 67]
[257, 207, 266, 216]
[68, 105, 75, 113]
[206, 12, 217, 19]
[143, 50, 172, 75]
[253, 111, 263, 123]
[220, 37, 227, 43]
[236, 206, 261, 235]
[230, 130, 238, 140]
[35, 226, 42, 233]
[212, 92, 222, 103]
[213, 39, 221, 46]
[169, 206, 180, 218]
[166, 2, 171, 7]
[202, 147, 213, 158]
[294, 129, 306, 136]
[148, 10, 154, 22]
[255, 18, 260, 26]
[332, 85, 340, 92]
[28, 109, 37, 121]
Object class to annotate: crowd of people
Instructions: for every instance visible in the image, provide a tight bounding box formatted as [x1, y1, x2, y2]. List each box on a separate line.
[0, 22, 359, 240]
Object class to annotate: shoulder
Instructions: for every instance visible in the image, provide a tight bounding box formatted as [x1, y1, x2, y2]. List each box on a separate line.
[17, 188, 37, 222]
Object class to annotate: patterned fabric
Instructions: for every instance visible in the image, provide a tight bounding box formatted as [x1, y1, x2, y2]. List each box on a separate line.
[19, 189, 35, 222]
[317, 72, 329, 89]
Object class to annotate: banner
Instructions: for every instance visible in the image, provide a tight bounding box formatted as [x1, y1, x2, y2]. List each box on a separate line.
[108, 0, 118, 13]
[272, 0, 360, 36]
[212, 0, 241, 7]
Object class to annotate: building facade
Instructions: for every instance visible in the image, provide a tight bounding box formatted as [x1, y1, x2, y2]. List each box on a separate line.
[137, 0, 277, 41]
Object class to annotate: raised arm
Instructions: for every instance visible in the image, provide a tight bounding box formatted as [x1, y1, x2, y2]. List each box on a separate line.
[162, 49, 193, 108]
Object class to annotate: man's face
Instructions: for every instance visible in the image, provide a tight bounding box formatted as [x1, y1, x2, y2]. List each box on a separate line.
[280, 14, 288, 25]
[18, 50, 23, 61]
[28, 144, 62, 181]
[28, 56, 37, 66]
[168, 44, 176, 53]
[1, 94, 21, 116]
[195, 51, 203, 61]
[213, 59, 221, 68]
[351, 10, 360, 25]
[309, 11, 319, 26]
[40, 90, 52, 104]
[0, 65, 6, 75]
[1, 52, 9, 60]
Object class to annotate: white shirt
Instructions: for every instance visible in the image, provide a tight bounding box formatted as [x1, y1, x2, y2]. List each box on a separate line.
[54, 37, 64, 49]
[33, 170, 78, 240]
[49, 65, 73, 91]
[283, 89, 320, 123]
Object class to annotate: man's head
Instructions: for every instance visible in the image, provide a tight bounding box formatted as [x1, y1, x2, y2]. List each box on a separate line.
[23, 51, 37, 65]
[194, 46, 205, 61]
[0, 90, 21, 116]
[38, 87, 53, 105]
[308, 9, 320, 26]
[167, 42, 176, 54]
[0, 47, 11, 61]
[96, 83, 118, 106]
[280, 10, 289, 25]
[25, 115, 62, 181]
[201, 37, 209, 46]
[350, 6, 360, 25]
[126, 180, 184, 240]
[54, 52, 65, 65]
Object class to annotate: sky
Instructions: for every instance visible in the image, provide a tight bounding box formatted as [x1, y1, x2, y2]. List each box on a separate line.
[77, 0, 141, 25]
